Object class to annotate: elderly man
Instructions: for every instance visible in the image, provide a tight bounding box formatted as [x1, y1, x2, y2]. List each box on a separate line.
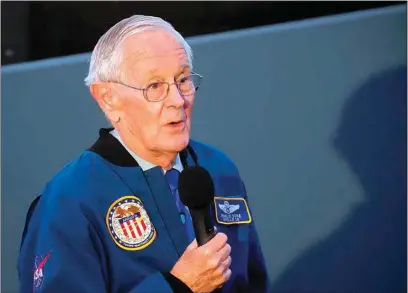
[18, 15, 270, 293]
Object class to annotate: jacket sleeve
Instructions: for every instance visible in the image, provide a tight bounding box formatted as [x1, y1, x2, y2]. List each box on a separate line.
[247, 220, 271, 293]
[18, 194, 109, 293]
[243, 184, 272, 293]
[18, 194, 193, 293]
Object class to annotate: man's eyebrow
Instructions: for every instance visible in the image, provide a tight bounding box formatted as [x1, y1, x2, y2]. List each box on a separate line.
[147, 65, 191, 77]
[180, 64, 190, 71]
[176, 65, 191, 76]
[148, 67, 159, 76]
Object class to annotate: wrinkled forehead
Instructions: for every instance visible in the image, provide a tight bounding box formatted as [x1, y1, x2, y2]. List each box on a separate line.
[120, 28, 190, 82]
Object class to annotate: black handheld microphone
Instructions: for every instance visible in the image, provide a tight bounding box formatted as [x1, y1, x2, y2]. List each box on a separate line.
[178, 166, 217, 246]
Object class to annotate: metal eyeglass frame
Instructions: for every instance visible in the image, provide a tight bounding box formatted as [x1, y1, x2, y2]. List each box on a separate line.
[110, 72, 203, 102]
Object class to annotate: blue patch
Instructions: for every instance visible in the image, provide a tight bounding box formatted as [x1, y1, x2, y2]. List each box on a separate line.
[214, 197, 252, 225]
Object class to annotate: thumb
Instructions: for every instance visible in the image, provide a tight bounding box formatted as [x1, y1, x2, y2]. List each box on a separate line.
[186, 239, 198, 251]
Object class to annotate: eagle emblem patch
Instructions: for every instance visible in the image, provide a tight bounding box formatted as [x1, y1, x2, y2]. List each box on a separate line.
[106, 196, 156, 250]
[214, 197, 252, 225]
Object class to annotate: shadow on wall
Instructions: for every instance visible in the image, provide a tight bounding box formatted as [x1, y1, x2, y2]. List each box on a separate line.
[270, 66, 407, 293]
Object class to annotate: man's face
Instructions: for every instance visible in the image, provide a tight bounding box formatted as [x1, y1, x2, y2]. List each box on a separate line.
[112, 29, 195, 155]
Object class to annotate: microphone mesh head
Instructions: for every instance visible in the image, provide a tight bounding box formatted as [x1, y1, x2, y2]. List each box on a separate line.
[178, 166, 215, 209]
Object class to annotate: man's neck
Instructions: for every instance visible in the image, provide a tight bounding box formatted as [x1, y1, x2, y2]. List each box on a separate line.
[112, 129, 177, 170]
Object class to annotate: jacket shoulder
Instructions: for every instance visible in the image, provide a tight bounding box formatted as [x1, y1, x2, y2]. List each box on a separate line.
[39, 151, 112, 204]
[189, 139, 239, 175]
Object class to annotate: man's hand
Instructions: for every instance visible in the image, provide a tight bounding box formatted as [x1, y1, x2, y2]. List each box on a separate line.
[170, 233, 232, 293]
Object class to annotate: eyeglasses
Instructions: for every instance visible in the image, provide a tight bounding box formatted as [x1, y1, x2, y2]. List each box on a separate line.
[111, 73, 203, 102]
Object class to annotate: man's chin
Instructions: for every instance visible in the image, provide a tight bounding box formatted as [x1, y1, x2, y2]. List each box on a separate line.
[166, 135, 190, 153]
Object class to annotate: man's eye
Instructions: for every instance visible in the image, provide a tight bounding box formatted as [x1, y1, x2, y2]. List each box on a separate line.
[179, 76, 190, 84]
[149, 82, 161, 90]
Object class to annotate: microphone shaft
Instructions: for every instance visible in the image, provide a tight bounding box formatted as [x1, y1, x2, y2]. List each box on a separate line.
[190, 206, 217, 246]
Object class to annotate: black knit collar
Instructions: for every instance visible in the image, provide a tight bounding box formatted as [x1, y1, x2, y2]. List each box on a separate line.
[88, 128, 194, 168]
[88, 128, 138, 167]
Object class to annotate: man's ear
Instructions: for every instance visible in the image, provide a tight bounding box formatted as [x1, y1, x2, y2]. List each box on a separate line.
[89, 82, 118, 111]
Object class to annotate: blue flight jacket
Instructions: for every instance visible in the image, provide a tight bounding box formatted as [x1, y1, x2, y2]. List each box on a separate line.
[18, 128, 271, 293]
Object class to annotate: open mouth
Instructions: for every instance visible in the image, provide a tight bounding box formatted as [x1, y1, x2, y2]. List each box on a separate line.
[167, 120, 185, 127]
[169, 119, 183, 124]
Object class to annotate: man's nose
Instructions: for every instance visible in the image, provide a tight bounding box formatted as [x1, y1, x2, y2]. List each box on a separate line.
[166, 83, 185, 107]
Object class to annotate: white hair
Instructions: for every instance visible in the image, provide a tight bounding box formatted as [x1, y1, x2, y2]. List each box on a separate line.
[84, 15, 193, 87]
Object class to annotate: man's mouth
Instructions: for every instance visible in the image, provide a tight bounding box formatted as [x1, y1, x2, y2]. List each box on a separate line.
[168, 119, 184, 125]
[167, 120, 185, 127]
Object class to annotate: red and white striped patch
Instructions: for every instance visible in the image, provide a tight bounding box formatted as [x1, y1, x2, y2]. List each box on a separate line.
[107, 196, 156, 251]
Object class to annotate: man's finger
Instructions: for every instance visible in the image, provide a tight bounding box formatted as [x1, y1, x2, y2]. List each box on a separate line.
[221, 256, 232, 271]
[186, 239, 198, 251]
[205, 233, 228, 252]
[214, 242, 231, 262]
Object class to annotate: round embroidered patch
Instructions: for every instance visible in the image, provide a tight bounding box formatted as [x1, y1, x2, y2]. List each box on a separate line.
[106, 196, 156, 250]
